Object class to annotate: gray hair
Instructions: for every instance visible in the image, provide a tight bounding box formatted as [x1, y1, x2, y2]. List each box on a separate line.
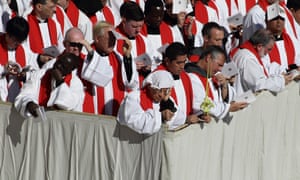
[249, 29, 274, 46]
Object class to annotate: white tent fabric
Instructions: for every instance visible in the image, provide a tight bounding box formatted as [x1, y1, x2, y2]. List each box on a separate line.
[0, 82, 299, 180]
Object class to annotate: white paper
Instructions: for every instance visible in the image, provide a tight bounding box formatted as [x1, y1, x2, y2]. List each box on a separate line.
[43, 46, 60, 57]
[227, 13, 244, 26]
[288, 69, 300, 79]
[134, 53, 152, 66]
[234, 90, 256, 104]
[111, 30, 126, 40]
[172, 0, 188, 14]
[157, 43, 169, 54]
[221, 62, 239, 78]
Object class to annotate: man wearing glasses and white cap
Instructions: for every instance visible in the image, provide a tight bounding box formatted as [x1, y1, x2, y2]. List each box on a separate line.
[117, 70, 185, 134]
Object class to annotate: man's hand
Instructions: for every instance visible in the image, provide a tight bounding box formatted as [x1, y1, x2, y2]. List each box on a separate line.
[123, 38, 132, 58]
[229, 101, 248, 112]
[161, 109, 175, 121]
[26, 102, 39, 117]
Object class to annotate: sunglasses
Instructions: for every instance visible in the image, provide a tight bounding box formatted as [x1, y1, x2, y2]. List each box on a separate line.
[68, 42, 83, 49]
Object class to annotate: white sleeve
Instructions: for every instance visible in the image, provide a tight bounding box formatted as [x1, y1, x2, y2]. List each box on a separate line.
[234, 50, 285, 93]
[0, 65, 8, 101]
[81, 52, 113, 87]
[14, 70, 43, 118]
[47, 73, 84, 112]
[165, 97, 186, 130]
[117, 91, 162, 135]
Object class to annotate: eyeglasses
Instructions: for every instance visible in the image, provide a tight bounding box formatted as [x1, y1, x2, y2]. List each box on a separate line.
[68, 42, 83, 49]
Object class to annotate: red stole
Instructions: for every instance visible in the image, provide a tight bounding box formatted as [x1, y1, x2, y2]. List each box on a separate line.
[240, 41, 268, 76]
[160, 22, 174, 44]
[116, 24, 146, 56]
[193, 72, 214, 100]
[269, 32, 295, 66]
[235, 0, 256, 13]
[140, 89, 153, 111]
[89, 6, 115, 26]
[225, 0, 232, 16]
[96, 52, 126, 116]
[0, 35, 26, 67]
[66, 0, 80, 27]
[39, 70, 72, 106]
[55, 6, 65, 34]
[194, 1, 209, 24]
[102, 6, 115, 26]
[27, 12, 58, 53]
[283, 6, 298, 39]
[155, 65, 193, 115]
[208, 0, 219, 18]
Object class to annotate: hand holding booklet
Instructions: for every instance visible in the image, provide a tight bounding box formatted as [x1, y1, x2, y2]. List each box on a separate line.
[221, 62, 239, 78]
[43, 45, 60, 58]
[234, 90, 256, 104]
[134, 53, 152, 66]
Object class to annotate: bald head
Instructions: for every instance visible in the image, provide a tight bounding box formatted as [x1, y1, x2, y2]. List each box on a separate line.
[64, 27, 84, 56]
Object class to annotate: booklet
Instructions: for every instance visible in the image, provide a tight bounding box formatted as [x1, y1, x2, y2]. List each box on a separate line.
[221, 61, 239, 78]
[227, 13, 244, 27]
[172, 0, 188, 14]
[234, 90, 256, 104]
[157, 43, 170, 54]
[43, 46, 60, 58]
[134, 53, 152, 66]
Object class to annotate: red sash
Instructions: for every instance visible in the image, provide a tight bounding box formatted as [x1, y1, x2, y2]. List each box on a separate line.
[96, 52, 126, 116]
[208, 0, 219, 18]
[0, 35, 26, 67]
[240, 41, 268, 76]
[39, 70, 72, 106]
[116, 24, 146, 56]
[193, 72, 214, 100]
[66, 1, 80, 27]
[155, 65, 193, 115]
[225, 0, 232, 16]
[55, 6, 65, 34]
[160, 22, 174, 44]
[283, 6, 298, 39]
[27, 12, 58, 53]
[140, 89, 153, 111]
[235, 0, 256, 13]
[103, 6, 115, 26]
[269, 32, 295, 66]
[194, 1, 209, 24]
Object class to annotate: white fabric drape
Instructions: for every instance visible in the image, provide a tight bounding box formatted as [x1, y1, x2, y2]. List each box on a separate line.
[0, 82, 299, 180]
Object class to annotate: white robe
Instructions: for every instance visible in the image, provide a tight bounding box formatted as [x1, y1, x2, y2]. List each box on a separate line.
[188, 73, 235, 119]
[14, 68, 85, 118]
[232, 48, 285, 95]
[117, 90, 185, 134]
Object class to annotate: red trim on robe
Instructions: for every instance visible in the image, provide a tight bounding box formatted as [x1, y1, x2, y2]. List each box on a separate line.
[0, 35, 26, 67]
[194, 1, 209, 24]
[140, 89, 153, 111]
[66, 0, 80, 27]
[240, 41, 268, 77]
[39, 70, 72, 106]
[192, 72, 215, 100]
[55, 6, 65, 34]
[27, 12, 58, 53]
[269, 32, 295, 66]
[102, 6, 115, 26]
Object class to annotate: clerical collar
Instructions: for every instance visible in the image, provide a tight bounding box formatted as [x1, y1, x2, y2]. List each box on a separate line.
[172, 74, 180, 80]
[274, 34, 283, 41]
[146, 25, 160, 34]
[37, 17, 48, 23]
[97, 50, 109, 57]
[128, 36, 135, 40]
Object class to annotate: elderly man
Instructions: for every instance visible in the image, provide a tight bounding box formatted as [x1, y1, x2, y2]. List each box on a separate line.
[80, 21, 137, 115]
[117, 70, 179, 134]
[232, 29, 293, 95]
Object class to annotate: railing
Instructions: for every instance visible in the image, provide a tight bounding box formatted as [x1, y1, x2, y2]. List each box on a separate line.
[0, 82, 299, 180]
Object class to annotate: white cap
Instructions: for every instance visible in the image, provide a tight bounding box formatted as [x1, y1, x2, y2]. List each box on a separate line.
[267, 3, 285, 21]
[142, 70, 174, 89]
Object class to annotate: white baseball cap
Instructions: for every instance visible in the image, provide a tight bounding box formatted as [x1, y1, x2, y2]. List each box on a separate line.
[267, 3, 285, 21]
[142, 70, 174, 89]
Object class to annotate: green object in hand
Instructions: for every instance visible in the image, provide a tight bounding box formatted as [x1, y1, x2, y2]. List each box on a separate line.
[200, 96, 214, 114]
